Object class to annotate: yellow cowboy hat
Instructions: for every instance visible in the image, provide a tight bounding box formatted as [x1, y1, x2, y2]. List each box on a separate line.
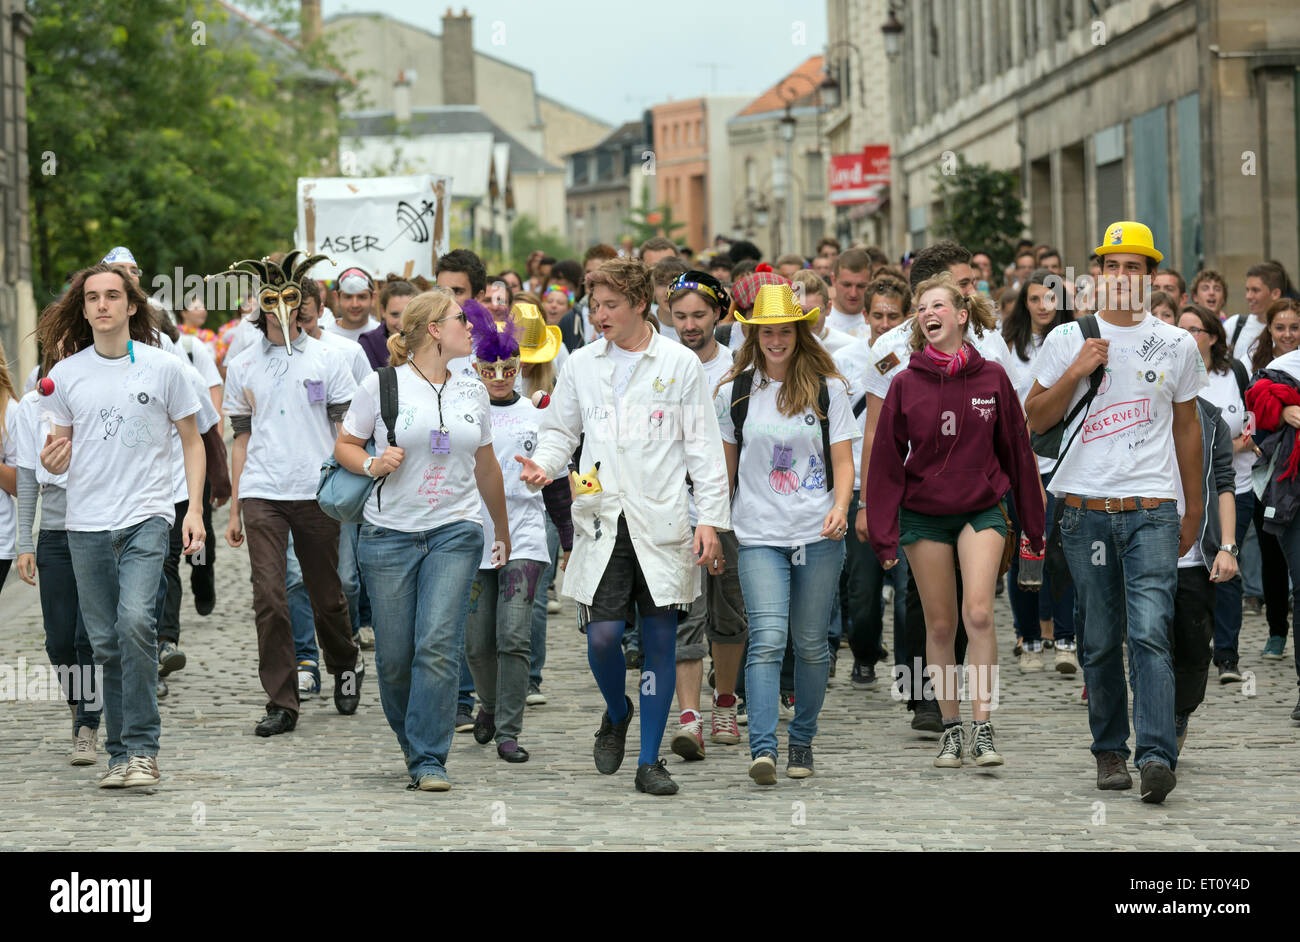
[733, 283, 819, 325]
[1095, 220, 1163, 263]
[511, 303, 562, 363]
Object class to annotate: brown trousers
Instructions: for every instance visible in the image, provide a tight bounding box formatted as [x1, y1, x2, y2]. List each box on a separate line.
[242, 499, 359, 717]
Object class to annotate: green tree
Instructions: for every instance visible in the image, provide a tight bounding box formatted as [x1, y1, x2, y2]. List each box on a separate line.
[932, 155, 1025, 274]
[508, 214, 577, 272]
[622, 180, 686, 245]
[27, 0, 343, 311]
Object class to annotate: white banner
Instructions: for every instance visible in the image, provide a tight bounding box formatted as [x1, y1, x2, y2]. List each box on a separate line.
[295, 174, 452, 282]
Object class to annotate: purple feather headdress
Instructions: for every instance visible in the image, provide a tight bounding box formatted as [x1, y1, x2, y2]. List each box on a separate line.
[465, 298, 519, 362]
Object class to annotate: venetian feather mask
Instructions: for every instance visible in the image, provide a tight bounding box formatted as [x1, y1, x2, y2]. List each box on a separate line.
[211, 250, 330, 354]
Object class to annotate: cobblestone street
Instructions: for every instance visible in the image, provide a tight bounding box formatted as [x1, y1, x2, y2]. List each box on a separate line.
[1, 507, 1297, 851]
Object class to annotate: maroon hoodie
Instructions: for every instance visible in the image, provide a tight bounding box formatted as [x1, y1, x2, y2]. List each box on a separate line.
[866, 343, 1044, 563]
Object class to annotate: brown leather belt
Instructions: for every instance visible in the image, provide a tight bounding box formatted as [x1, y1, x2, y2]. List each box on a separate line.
[1063, 494, 1175, 513]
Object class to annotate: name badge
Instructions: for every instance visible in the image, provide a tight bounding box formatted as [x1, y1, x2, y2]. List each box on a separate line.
[305, 380, 325, 403]
[431, 429, 451, 454]
[772, 444, 793, 471]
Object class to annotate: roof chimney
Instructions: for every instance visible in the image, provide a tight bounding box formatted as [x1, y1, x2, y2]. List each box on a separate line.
[441, 8, 475, 106]
[394, 70, 413, 124]
[301, 0, 323, 45]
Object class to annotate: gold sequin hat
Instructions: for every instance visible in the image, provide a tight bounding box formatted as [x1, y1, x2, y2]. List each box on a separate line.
[733, 282, 819, 325]
[511, 303, 562, 363]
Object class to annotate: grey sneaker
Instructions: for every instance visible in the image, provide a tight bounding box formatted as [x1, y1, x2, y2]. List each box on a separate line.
[969, 721, 1004, 767]
[748, 752, 777, 785]
[934, 724, 965, 768]
[71, 726, 97, 766]
[525, 685, 547, 706]
[787, 743, 814, 778]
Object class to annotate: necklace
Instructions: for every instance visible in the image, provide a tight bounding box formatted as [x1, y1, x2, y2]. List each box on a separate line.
[408, 360, 449, 434]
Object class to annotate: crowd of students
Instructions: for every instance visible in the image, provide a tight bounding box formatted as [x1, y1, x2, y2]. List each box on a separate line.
[1, 220, 1297, 805]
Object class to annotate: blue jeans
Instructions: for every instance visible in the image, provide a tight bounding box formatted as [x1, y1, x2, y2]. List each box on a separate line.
[286, 534, 318, 665]
[1007, 483, 1075, 643]
[358, 520, 483, 781]
[38, 529, 101, 731]
[1240, 518, 1263, 598]
[739, 539, 845, 758]
[67, 517, 170, 766]
[1212, 490, 1254, 664]
[338, 522, 362, 634]
[1060, 502, 1179, 769]
[529, 516, 561, 688]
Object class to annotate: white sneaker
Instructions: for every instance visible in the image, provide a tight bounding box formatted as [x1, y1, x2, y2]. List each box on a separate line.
[357, 626, 376, 649]
[710, 698, 740, 744]
[671, 716, 705, 760]
[98, 764, 128, 788]
[546, 599, 561, 615]
[525, 685, 547, 706]
[1054, 641, 1079, 674]
[123, 755, 161, 787]
[71, 726, 97, 766]
[1019, 644, 1044, 672]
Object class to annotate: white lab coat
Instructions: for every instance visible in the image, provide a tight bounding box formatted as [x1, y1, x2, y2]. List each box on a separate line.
[532, 330, 731, 607]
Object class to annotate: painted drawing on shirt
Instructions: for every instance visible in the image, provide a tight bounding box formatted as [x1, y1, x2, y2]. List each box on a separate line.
[99, 405, 123, 440]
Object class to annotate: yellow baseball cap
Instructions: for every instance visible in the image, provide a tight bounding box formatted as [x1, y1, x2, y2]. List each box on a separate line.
[1095, 220, 1163, 263]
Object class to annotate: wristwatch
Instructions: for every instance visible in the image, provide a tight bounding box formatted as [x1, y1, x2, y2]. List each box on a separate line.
[1220, 543, 1239, 557]
[363, 456, 376, 477]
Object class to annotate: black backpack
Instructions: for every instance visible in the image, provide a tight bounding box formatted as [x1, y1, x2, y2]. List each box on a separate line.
[729, 369, 834, 491]
[1029, 314, 1103, 461]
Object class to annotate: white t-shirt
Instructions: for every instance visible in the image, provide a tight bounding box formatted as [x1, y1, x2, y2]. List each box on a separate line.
[1034, 314, 1207, 499]
[728, 321, 746, 352]
[222, 318, 261, 367]
[14, 390, 67, 487]
[478, 395, 550, 567]
[0, 404, 18, 558]
[342, 364, 491, 532]
[1008, 333, 1057, 476]
[1224, 314, 1266, 367]
[815, 325, 856, 354]
[607, 343, 646, 427]
[831, 335, 873, 491]
[223, 334, 356, 502]
[825, 307, 867, 337]
[715, 370, 856, 546]
[689, 344, 735, 526]
[315, 329, 372, 384]
[1198, 367, 1252, 493]
[656, 317, 680, 344]
[325, 320, 374, 343]
[864, 317, 1023, 400]
[179, 333, 222, 390]
[46, 343, 200, 531]
[24, 365, 38, 395]
[169, 364, 221, 503]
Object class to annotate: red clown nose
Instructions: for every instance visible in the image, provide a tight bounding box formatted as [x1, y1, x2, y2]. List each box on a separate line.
[38, 377, 54, 396]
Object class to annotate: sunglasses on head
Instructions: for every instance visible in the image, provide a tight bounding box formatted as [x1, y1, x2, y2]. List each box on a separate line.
[474, 357, 520, 381]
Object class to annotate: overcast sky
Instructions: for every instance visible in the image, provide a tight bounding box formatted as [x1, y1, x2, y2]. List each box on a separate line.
[318, 0, 829, 126]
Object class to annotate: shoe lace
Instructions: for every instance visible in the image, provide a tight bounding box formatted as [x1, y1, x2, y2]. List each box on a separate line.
[939, 727, 963, 756]
[126, 756, 155, 773]
[75, 736, 93, 753]
[973, 723, 995, 753]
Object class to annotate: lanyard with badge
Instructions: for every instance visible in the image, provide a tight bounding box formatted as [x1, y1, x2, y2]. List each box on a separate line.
[409, 361, 451, 454]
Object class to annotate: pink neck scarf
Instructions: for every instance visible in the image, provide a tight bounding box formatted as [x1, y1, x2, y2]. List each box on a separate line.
[923, 342, 970, 376]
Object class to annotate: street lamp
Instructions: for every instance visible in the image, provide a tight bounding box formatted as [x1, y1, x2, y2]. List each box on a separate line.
[882, 4, 904, 59]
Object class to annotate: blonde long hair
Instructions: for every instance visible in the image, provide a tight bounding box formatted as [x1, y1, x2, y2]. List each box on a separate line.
[718, 320, 846, 419]
[908, 273, 997, 351]
[386, 288, 458, 366]
[0, 336, 15, 450]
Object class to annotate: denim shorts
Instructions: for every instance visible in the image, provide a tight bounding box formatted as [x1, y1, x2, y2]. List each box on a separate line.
[579, 515, 685, 630]
[898, 502, 1007, 547]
